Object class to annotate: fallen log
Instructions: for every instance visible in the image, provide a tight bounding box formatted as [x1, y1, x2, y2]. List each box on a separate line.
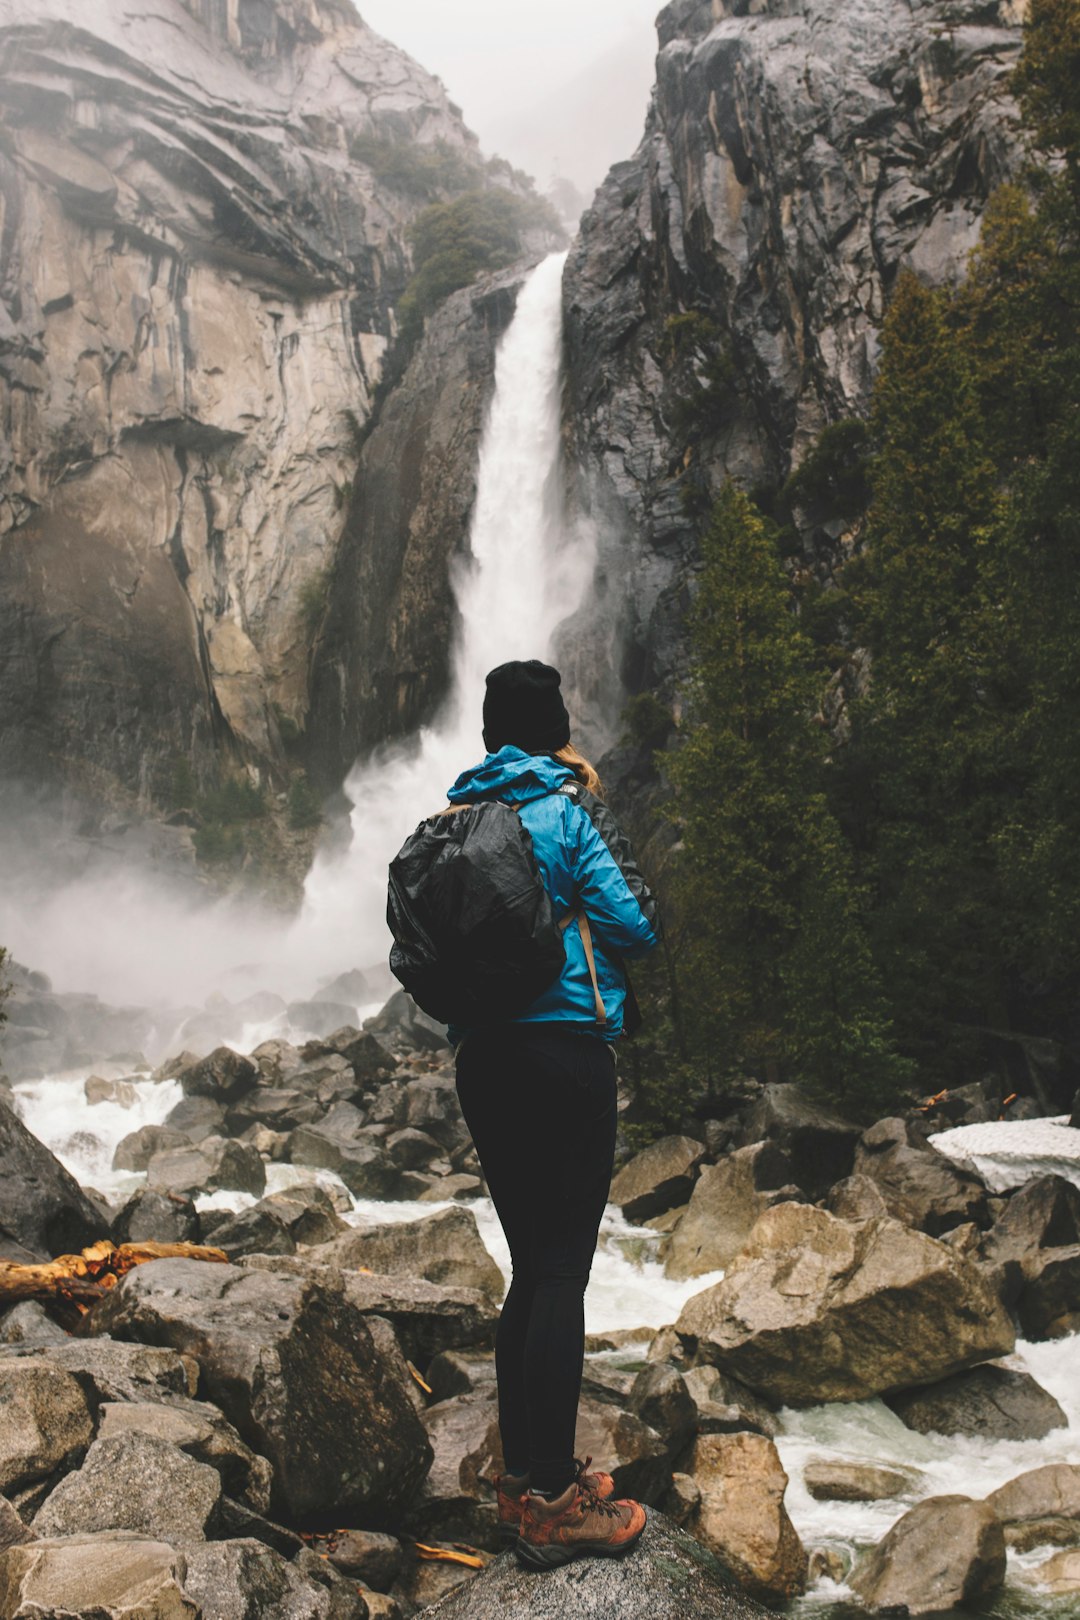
[0, 1239, 228, 1309]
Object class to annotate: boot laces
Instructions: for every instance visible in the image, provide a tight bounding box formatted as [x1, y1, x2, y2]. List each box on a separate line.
[576, 1479, 621, 1519]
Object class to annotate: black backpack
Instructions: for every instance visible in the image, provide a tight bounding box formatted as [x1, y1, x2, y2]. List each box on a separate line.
[387, 790, 604, 1028]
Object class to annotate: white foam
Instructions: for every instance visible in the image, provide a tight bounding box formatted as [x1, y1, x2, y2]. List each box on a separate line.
[930, 1116, 1080, 1193]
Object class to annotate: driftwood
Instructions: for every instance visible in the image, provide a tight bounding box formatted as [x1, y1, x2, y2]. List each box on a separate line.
[0, 1239, 228, 1310]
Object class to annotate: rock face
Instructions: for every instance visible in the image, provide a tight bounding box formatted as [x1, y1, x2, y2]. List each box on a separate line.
[0, 0, 494, 802]
[675, 1203, 1015, 1404]
[560, 0, 1026, 750]
[87, 1257, 433, 1524]
[417, 1510, 770, 1619]
[850, 1495, 1006, 1614]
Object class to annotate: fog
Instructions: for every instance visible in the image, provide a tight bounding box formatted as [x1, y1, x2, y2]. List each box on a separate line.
[357, 0, 659, 202]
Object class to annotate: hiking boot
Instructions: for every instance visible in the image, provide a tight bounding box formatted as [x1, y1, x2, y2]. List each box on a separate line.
[495, 1458, 616, 1548]
[516, 1478, 646, 1569]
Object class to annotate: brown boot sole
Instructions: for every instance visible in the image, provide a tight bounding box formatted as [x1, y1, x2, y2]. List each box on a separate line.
[515, 1516, 646, 1570]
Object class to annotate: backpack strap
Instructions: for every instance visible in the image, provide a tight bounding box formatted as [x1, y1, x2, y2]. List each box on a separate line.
[560, 909, 607, 1027]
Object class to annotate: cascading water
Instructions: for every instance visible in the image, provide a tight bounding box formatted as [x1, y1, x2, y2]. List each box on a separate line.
[295, 250, 591, 979]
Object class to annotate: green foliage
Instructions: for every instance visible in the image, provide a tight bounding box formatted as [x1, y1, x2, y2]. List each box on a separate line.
[287, 773, 322, 830]
[664, 484, 910, 1113]
[199, 776, 266, 826]
[664, 312, 737, 442]
[298, 568, 332, 637]
[622, 693, 673, 752]
[168, 754, 197, 810]
[1012, 0, 1080, 203]
[0, 945, 8, 1035]
[398, 188, 562, 344]
[348, 132, 478, 201]
[783, 419, 871, 520]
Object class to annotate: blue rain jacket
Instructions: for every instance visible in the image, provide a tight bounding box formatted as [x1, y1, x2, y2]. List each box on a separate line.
[445, 747, 659, 1042]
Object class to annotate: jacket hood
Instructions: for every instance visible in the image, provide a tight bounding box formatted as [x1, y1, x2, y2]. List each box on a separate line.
[447, 746, 576, 806]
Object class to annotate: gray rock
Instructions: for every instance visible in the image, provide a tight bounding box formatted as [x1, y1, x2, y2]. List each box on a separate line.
[681, 1365, 779, 1440]
[985, 1463, 1080, 1551]
[854, 1116, 991, 1235]
[181, 1537, 364, 1620]
[0, 1097, 104, 1260]
[1017, 1245, 1080, 1341]
[113, 1125, 192, 1173]
[323, 1529, 403, 1591]
[676, 1203, 1015, 1405]
[418, 1509, 769, 1619]
[405, 1389, 502, 1548]
[663, 1143, 804, 1279]
[176, 1048, 259, 1105]
[737, 1085, 861, 1198]
[112, 1188, 202, 1247]
[0, 1303, 68, 1348]
[609, 1136, 706, 1222]
[0, 1341, 198, 1405]
[660, 1472, 701, 1526]
[310, 1206, 504, 1303]
[628, 1364, 696, 1456]
[363, 993, 449, 1056]
[803, 1460, 914, 1502]
[886, 1363, 1068, 1441]
[850, 1494, 1006, 1613]
[0, 1532, 195, 1619]
[250, 1040, 303, 1087]
[257, 1187, 348, 1248]
[97, 1399, 272, 1513]
[572, 1395, 671, 1505]
[0, 1362, 94, 1498]
[826, 1174, 889, 1222]
[208, 1206, 297, 1260]
[0, 1493, 34, 1552]
[1021, 1546, 1080, 1595]
[687, 1432, 808, 1604]
[34, 1430, 222, 1542]
[163, 1095, 228, 1143]
[87, 1258, 432, 1524]
[146, 1136, 266, 1199]
[425, 1351, 496, 1403]
[226, 1087, 322, 1135]
[289, 1105, 400, 1199]
[287, 1001, 359, 1040]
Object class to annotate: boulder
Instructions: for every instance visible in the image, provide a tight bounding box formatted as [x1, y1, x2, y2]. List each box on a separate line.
[310, 1207, 504, 1303]
[675, 1204, 1015, 1405]
[660, 1472, 701, 1526]
[985, 1463, 1080, 1550]
[687, 1432, 808, 1604]
[0, 1362, 94, 1498]
[146, 1136, 266, 1198]
[364, 991, 448, 1055]
[0, 1341, 197, 1405]
[628, 1364, 696, 1457]
[385, 1126, 442, 1169]
[113, 1126, 192, 1173]
[87, 1258, 432, 1523]
[803, 1460, 913, 1502]
[681, 1366, 779, 1439]
[250, 1039, 304, 1086]
[1016, 1245, 1080, 1340]
[0, 1533, 195, 1619]
[207, 1206, 297, 1259]
[34, 1430, 222, 1542]
[609, 1136, 706, 1222]
[663, 1144, 804, 1279]
[405, 1389, 502, 1548]
[885, 1363, 1067, 1441]
[826, 1174, 889, 1222]
[302, 1027, 395, 1083]
[175, 1047, 259, 1104]
[112, 1188, 201, 1247]
[97, 1399, 272, 1512]
[225, 1087, 321, 1135]
[426, 1350, 496, 1403]
[738, 1084, 861, 1198]
[1022, 1547, 1080, 1595]
[850, 1495, 1006, 1614]
[289, 1105, 401, 1199]
[854, 1117, 990, 1234]
[163, 1094, 228, 1141]
[402, 1076, 466, 1152]
[415, 1509, 770, 1619]
[0, 1303, 68, 1347]
[322, 1529, 403, 1590]
[572, 1395, 671, 1505]
[0, 1097, 104, 1259]
[0, 1493, 33, 1552]
[257, 1187, 348, 1248]
[181, 1537, 367, 1619]
[85, 1075, 140, 1108]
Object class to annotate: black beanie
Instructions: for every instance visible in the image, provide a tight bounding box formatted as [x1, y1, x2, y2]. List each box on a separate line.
[482, 659, 571, 755]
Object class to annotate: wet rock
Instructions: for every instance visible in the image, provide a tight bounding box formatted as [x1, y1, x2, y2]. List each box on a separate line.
[886, 1363, 1067, 1441]
[610, 1136, 706, 1222]
[0, 1341, 197, 1405]
[826, 1174, 889, 1223]
[385, 1126, 442, 1169]
[393, 1540, 480, 1611]
[418, 1508, 769, 1618]
[163, 1094, 228, 1142]
[176, 1047, 259, 1105]
[112, 1188, 202, 1247]
[981, 1173, 1080, 1265]
[290, 1105, 401, 1199]
[647, 1325, 692, 1371]
[0, 1303, 68, 1348]
[402, 1076, 466, 1153]
[681, 1366, 779, 1440]
[737, 1085, 861, 1198]
[985, 1463, 1080, 1551]
[0, 1533, 194, 1619]
[182, 1537, 366, 1619]
[34, 1430, 222, 1542]
[405, 1389, 502, 1548]
[1016, 1245, 1080, 1341]
[1022, 1547, 1080, 1595]
[676, 1204, 1015, 1405]
[98, 1399, 271, 1512]
[0, 1362, 94, 1498]
[113, 1125, 192, 1173]
[208, 1206, 297, 1260]
[85, 1075, 140, 1108]
[628, 1364, 696, 1457]
[663, 1144, 804, 1279]
[854, 1117, 991, 1235]
[804, 1460, 913, 1502]
[573, 1394, 670, 1504]
[311, 1207, 504, 1303]
[147, 1136, 266, 1199]
[687, 1432, 808, 1604]
[850, 1494, 1006, 1613]
[418, 1173, 484, 1202]
[0, 1097, 104, 1260]
[226, 1087, 322, 1135]
[258, 1186, 348, 1248]
[88, 1258, 432, 1523]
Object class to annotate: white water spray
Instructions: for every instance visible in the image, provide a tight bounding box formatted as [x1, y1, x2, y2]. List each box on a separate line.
[295, 250, 590, 975]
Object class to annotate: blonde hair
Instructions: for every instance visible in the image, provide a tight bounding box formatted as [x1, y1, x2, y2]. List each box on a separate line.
[553, 743, 604, 799]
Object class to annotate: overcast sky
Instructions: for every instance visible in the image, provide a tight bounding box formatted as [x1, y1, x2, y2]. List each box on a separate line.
[355, 0, 660, 201]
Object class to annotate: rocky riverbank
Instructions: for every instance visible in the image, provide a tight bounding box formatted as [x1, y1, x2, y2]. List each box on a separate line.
[1, 982, 1079, 1617]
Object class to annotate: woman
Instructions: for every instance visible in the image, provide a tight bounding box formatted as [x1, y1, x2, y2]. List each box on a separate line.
[447, 658, 659, 1569]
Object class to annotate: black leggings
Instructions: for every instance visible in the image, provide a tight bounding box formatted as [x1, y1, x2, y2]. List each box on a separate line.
[455, 1025, 617, 1495]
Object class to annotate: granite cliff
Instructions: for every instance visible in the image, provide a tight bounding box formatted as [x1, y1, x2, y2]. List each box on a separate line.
[0, 0, 499, 806]
[561, 0, 1028, 751]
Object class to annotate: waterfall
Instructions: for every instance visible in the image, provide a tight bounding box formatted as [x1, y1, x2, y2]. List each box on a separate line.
[294, 250, 591, 979]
